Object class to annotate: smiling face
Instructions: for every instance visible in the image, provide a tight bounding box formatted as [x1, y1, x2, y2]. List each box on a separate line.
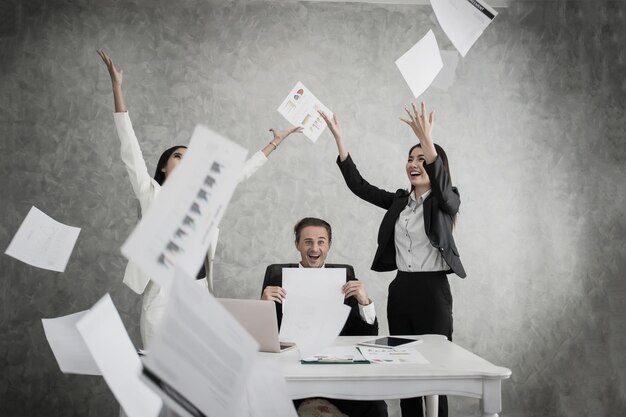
[161, 147, 187, 179]
[406, 146, 431, 190]
[295, 226, 331, 268]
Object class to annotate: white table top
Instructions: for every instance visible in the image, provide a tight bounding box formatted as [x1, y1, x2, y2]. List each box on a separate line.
[259, 335, 511, 401]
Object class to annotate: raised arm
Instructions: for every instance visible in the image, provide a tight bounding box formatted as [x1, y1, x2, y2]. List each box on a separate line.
[318, 110, 348, 161]
[238, 126, 303, 183]
[401, 101, 460, 214]
[399, 101, 437, 164]
[97, 49, 126, 113]
[262, 126, 303, 157]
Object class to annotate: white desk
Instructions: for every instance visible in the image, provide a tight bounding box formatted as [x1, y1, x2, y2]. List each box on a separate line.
[260, 335, 511, 417]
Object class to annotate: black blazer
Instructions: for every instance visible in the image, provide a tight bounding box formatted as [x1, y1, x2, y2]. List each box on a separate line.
[337, 154, 466, 278]
[261, 263, 379, 336]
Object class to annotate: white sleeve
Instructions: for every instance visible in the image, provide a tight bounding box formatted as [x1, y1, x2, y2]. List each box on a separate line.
[113, 112, 159, 212]
[238, 150, 268, 183]
[358, 302, 377, 325]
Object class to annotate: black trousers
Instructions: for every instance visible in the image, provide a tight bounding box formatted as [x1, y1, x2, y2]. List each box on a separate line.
[387, 271, 453, 417]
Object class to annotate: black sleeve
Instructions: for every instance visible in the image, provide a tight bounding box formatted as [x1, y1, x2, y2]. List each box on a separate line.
[337, 154, 396, 210]
[261, 264, 283, 330]
[424, 155, 461, 215]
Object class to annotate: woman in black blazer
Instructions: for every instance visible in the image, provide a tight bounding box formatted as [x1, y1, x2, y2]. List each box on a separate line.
[320, 103, 466, 417]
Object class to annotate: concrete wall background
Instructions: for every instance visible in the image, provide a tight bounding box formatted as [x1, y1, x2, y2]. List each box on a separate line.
[0, 1, 624, 416]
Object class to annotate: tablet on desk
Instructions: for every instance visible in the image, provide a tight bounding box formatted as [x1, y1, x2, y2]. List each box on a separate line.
[357, 336, 421, 349]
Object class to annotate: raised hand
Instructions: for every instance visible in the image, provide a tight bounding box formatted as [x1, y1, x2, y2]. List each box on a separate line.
[318, 110, 348, 161]
[400, 101, 437, 162]
[318, 110, 342, 142]
[97, 49, 123, 87]
[97, 49, 126, 112]
[269, 126, 304, 146]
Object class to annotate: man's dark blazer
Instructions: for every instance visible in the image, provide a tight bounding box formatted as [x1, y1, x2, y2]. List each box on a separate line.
[337, 154, 466, 278]
[261, 263, 387, 417]
[261, 263, 378, 336]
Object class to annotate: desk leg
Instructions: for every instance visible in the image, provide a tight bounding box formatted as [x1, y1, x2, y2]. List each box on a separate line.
[424, 395, 438, 417]
[481, 379, 502, 417]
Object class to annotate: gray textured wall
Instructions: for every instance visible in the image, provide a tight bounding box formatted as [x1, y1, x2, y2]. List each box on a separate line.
[1, 0, 624, 416]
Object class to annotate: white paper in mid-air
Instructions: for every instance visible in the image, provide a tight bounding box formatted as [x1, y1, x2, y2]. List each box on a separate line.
[277, 81, 333, 143]
[41, 311, 100, 375]
[141, 268, 259, 417]
[5, 206, 80, 272]
[395, 30, 443, 98]
[234, 358, 298, 417]
[121, 125, 247, 288]
[431, 0, 498, 57]
[432, 50, 461, 91]
[76, 294, 162, 417]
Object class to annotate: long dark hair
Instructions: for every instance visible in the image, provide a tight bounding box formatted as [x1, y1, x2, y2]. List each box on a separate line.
[153, 145, 187, 185]
[408, 143, 457, 225]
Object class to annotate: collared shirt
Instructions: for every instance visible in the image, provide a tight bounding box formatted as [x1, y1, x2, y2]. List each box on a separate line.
[394, 190, 448, 272]
[298, 263, 376, 325]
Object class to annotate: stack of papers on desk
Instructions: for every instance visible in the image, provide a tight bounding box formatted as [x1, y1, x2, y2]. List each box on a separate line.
[302, 346, 369, 364]
[357, 347, 430, 364]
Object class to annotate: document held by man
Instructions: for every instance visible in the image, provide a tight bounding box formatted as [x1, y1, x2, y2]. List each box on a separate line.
[141, 268, 259, 417]
[277, 81, 333, 143]
[121, 125, 247, 288]
[41, 310, 100, 375]
[76, 294, 162, 417]
[280, 268, 349, 358]
[430, 0, 498, 57]
[395, 30, 443, 98]
[5, 206, 81, 273]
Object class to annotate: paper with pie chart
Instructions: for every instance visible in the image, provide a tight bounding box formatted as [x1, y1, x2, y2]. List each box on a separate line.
[277, 82, 333, 143]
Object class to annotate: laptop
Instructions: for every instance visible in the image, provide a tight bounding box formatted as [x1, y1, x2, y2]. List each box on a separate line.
[218, 298, 296, 353]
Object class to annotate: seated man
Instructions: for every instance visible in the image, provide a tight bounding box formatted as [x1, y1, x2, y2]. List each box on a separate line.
[261, 217, 388, 417]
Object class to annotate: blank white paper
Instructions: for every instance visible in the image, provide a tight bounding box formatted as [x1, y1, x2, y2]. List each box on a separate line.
[280, 294, 350, 359]
[142, 268, 259, 417]
[76, 294, 162, 417]
[431, 0, 498, 57]
[277, 81, 333, 143]
[5, 206, 80, 273]
[432, 50, 461, 91]
[281, 267, 345, 317]
[395, 30, 443, 98]
[42, 311, 100, 375]
[121, 125, 247, 289]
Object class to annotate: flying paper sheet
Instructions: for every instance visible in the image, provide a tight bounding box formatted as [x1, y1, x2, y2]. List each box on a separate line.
[42, 311, 100, 375]
[76, 294, 162, 417]
[431, 0, 498, 57]
[5, 206, 80, 272]
[121, 125, 247, 288]
[277, 81, 333, 143]
[432, 50, 461, 91]
[395, 30, 443, 98]
[141, 268, 259, 417]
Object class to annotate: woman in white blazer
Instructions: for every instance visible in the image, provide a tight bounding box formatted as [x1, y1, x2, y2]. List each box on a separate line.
[98, 50, 302, 347]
